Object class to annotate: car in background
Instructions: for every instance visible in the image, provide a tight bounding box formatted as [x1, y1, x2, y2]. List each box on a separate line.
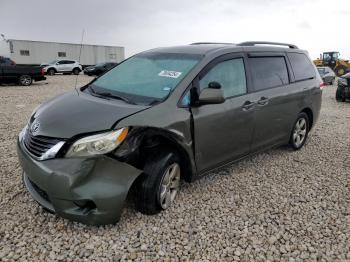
[42, 60, 82, 75]
[336, 72, 350, 102]
[317, 66, 336, 85]
[0, 56, 46, 86]
[84, 62, 118, 76]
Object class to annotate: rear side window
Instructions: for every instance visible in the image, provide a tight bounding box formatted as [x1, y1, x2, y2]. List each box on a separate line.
[249, 57, 289, 91]
[199, 58, 247, 98]
[287, 53, 315, 81]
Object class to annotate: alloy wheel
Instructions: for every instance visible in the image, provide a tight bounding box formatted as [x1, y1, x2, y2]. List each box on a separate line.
[19, 75, 32, 86]
[159, 163, 180, 210]
[293, 118, 307, 147]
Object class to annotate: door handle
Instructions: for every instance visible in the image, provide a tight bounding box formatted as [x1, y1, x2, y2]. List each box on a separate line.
[257, 96, 269, 106]
[242, 100, 255, 111]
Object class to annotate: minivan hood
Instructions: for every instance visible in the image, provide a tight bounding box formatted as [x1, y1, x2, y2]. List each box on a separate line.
[31, 90, 149, 138]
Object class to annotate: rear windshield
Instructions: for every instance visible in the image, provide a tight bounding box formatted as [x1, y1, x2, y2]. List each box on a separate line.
[91, 52, 201, 104]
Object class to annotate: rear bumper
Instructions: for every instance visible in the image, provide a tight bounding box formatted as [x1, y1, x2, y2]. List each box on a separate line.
[34, 76, 46, 82]
[17, 138, 142, 225]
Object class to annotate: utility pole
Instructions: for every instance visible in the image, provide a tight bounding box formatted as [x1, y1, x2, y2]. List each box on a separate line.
[1, 34, 9, 43]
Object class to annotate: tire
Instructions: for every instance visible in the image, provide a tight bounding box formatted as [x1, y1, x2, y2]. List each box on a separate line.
[18, 75, 33, 86]
[334, 65, 347, 77]
[136, 151, 181, 215]
[289, 112, 309, 150]
[72, 68, 80, 75]
[47, 68, 56, 76]
[336, 87, 345, 102]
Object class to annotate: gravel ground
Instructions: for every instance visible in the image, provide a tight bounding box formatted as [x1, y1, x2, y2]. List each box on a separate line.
[0, 75, 350, 261]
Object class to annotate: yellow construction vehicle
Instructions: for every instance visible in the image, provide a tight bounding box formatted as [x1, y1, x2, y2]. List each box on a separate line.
[313, 51, 350, 76]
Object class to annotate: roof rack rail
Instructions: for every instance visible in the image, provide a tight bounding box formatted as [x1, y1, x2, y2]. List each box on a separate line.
[190, 42, 234, 45]
[238, 41, 298, 49]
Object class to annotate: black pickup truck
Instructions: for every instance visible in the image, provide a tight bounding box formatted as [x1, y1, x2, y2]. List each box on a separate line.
[0, 57, 46, 86]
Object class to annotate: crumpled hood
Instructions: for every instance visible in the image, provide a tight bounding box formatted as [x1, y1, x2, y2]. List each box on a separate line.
[30, 90, 149, 138]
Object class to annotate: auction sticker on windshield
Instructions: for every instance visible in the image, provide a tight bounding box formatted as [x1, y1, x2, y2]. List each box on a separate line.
[158, 70, 182, 78]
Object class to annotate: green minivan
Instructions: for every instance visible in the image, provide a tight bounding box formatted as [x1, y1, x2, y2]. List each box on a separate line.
[17, 42, 323, 225]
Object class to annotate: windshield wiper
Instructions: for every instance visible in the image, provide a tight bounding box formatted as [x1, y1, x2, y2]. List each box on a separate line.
[87, 85, 97, 94]
[86, 85, 135, 104]
[94, 91, 136, 104]
[148, 99, 162, 106]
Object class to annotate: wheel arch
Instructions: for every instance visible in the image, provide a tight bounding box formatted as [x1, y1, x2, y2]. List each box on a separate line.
[46, 67, 57, 75]
[120, 127, 195, 183]
[300, 107, 314, 129]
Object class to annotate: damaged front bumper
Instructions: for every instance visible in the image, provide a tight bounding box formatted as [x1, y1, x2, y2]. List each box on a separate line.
[17, 138, 142, 225]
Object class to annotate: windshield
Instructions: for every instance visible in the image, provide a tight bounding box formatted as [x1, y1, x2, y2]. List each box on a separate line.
[48, 60, 58, 65]
[91, 52, 201, 104]
[317, 68, 325, 75]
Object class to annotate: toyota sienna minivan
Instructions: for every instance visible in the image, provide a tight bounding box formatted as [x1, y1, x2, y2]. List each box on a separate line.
[17, 41, 323, 225]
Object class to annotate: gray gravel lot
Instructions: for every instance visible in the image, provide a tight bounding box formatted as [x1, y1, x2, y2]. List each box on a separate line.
[1, 75, 350, 261]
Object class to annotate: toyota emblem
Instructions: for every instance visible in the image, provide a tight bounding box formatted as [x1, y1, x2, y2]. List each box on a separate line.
[30, 121, 40, 134]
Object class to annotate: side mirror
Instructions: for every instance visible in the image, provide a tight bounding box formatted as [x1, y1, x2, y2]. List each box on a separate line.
[197, 85, 225, 105]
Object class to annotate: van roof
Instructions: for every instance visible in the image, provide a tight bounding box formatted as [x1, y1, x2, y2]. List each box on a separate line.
[144, 41, 305, 56]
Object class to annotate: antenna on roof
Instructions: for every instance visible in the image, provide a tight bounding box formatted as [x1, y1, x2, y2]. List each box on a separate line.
[74, 29, 85, 94]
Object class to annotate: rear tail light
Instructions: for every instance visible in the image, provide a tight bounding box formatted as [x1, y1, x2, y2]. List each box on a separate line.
[319, 82, 325, 90]
[41, 68, 45, 76]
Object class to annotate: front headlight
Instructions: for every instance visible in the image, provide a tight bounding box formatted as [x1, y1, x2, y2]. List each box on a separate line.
[65, 128, 128, 157]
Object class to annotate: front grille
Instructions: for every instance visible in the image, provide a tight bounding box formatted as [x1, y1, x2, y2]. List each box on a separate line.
[28, 178, 51, 203]
[23, 130, 62, 158]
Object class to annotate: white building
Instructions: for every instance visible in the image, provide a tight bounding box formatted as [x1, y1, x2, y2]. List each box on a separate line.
[0, 39, 125, 66]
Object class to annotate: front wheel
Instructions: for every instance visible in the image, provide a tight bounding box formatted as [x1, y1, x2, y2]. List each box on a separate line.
[289, 112, 309, 150]
[18, 75, 32, 86]
[72, 68, 80, 75]
[136, 151, 181, 215]
[47, 68, 55, 76]
[336, 87, 345, 102]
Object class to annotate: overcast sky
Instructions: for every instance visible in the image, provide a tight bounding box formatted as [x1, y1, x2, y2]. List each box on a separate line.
[1, 0, 349, 59]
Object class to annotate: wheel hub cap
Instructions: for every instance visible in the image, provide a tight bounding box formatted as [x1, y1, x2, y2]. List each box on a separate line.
[21, 76, 31, 85]
[293, 118, 307, 147]
[159, 163, 180, 210]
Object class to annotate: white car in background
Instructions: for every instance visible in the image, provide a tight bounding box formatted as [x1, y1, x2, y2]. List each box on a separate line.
[42, 60, 82, 75]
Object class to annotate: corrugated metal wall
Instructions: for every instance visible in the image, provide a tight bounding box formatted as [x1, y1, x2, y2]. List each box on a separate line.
[9, 40, 125, 65]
